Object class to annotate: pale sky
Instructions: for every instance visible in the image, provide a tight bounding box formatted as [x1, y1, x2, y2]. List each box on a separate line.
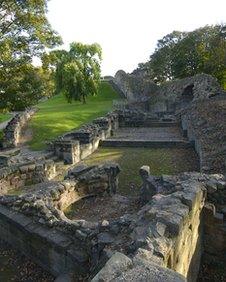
[47, 0, 226, 76]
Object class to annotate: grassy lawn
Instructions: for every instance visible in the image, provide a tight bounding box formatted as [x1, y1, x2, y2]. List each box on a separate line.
[83, 147, 199, 196]
[29, 82, 120, 150]
[0, 113, 11, 123]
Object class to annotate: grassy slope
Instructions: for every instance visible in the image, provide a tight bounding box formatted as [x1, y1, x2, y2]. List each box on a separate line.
[29, 82, 120, 150]
[0, 113, 11, 123]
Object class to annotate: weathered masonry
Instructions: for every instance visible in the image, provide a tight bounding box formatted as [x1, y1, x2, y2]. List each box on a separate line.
[0, 73, 225, 281]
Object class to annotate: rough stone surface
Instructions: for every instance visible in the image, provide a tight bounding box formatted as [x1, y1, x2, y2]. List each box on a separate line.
[91, 252, 133, 282]
[180, 99, 226, 173]
[50, 112, 119, 164]
[2, 108, 37, 148]
[114, 70, 158, 103]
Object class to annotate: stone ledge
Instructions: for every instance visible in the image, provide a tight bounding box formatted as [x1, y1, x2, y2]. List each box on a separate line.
[101, 139, 191, 148]
[91, 252, 186, 282]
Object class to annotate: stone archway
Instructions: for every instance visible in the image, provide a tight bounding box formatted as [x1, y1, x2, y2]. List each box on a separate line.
[181, 84, 194, 105]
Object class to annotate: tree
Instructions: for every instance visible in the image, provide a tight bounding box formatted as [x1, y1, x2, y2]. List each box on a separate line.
[148, 31, 185, 82]
[0, 64, 54, 110]
[0, 0, 62, 111]
[51, 42, 102, 104]
[143, 24, 226, 87]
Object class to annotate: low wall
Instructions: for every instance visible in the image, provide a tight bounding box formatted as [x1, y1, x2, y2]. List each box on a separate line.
[0, 163, 121, 278]
[130, 176, 206, 281]
[0, 205, 88, 277]
[51, 112, 119, 164]
[2, 108, 37, 148]
[0, 159, 56, 195]
[117, 109, 176, 127]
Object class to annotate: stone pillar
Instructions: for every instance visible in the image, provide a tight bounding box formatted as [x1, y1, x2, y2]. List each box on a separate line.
[54, 140, 80, 164]
[139, 165, 158, 203]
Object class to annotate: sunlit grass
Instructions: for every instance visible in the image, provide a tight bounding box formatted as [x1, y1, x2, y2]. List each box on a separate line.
[0, 113, 11, 123]
[29, 82, 120, 150]
[83, 147, 199, 196]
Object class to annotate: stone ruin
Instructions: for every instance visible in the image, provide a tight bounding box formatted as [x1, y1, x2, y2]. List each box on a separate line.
[1, 107, 37, 149]
[0, 157, 225, 281]
[0, 73, 225, 281]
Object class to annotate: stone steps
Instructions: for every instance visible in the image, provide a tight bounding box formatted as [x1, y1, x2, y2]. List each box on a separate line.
[120, 121, 179, 128]
[101, 139, 192, 148]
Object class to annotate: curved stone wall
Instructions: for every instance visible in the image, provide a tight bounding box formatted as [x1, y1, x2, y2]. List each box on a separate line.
[2, 107, 37, 148]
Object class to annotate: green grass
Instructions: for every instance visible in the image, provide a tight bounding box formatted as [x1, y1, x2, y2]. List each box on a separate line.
[83, 147, 199, 196]
[29, 82, 120, 150]
[0, 113, 11, 123]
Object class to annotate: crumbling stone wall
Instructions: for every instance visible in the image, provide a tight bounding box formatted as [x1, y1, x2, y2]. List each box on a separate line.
[2, 108, 37, 148]
[113, 71, 225, 114]
[114, 70, 158, 102]
[180, 98, 226, 173]
[0, 159, 56, 195]
[51, 112, 119, 164]
[0, 157, 225, 281]
[116, 109, 176, 127]
[0, 163, 121, 277]
[92, 172, 226, 282]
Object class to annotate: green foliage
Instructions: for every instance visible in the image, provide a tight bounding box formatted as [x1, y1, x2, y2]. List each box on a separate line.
[0, 64, 55, 110]
[29, 82, 119, 150]
[144, 24, 226, 87]
[0, 0, 62, 111]
[48, 42, 102, 104]
[0, 113, 11, 123]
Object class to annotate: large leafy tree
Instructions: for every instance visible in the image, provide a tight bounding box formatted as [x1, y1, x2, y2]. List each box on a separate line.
[144, 25, 226, 87]
[0, 0, 62, 111]
[48, 42, 102, 104]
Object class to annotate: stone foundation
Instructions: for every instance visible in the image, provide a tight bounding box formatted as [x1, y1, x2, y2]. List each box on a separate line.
[0, 159, 56, 195]
[51, 112, 119, 164]
[0, 163, 121, 278]
[0, 162, 225, 281]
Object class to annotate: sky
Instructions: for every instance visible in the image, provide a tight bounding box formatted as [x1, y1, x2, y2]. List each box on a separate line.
[47, 0, 226, 76]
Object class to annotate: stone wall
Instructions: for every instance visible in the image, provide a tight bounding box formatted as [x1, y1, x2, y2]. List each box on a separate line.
[0, 159, 56, 195]
[2, 108, 37, 148]
[0, 157, 225, 281]
[114, 70, 158, 102]
[0, 163, 121, 278]
[113, 70, 225, 115]
[180, 98, 226, 173]
[203, 203, 226, 264]
[91, 172, 226, 282]
[51, 112, 119, 164]
[117, 109, 176, 127]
